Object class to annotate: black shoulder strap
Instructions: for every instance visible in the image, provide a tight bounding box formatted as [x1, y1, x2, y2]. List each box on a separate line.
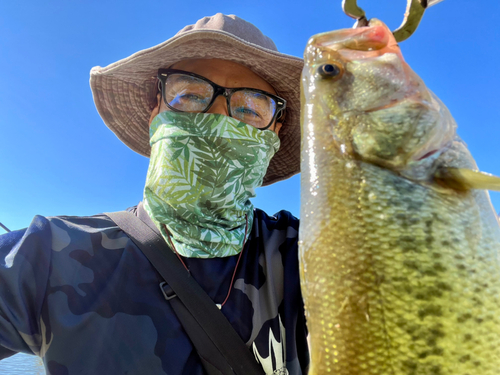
[104, 211, 264, 375]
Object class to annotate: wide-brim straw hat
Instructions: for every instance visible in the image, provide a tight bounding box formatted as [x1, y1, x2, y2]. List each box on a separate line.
[90, 13, 303, 186]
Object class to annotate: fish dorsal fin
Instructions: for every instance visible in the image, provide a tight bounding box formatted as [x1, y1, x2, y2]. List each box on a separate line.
[434, 167, 500, 192]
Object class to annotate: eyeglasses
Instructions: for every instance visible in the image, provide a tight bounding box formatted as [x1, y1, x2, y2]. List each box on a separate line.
[157, 69, 286, 130]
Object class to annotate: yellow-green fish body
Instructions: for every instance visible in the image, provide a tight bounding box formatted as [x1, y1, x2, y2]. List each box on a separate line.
[299, 20, 500, 375]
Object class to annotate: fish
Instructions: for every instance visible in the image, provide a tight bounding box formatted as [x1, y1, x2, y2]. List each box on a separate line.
[299, 19, 500, 375]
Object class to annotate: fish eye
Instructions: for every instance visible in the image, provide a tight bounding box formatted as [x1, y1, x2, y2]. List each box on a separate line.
[317, 63, 343, 79]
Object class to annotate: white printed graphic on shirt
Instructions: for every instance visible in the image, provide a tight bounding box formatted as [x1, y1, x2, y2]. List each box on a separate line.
[252, 315, 288, 375]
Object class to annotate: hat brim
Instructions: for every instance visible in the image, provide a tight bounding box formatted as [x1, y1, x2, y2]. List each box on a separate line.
[90, 29, 303, 186]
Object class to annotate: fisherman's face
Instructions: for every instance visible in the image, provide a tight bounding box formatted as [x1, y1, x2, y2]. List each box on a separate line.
[149, 58, 283, 135]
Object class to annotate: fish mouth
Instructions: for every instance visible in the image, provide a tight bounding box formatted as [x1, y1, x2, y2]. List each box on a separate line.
[312, 20, 404, 64]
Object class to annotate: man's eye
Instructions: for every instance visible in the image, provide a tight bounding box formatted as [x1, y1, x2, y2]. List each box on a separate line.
[175, 92, 211, 106]
[179, 93, 205, 102]
[233, 107, 262, 118]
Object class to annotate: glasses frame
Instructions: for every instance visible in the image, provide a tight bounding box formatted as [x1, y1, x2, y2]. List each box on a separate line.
[157, 68, 286, 130]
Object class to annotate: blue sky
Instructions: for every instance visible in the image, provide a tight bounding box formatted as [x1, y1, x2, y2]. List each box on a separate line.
[1, 0, 499, 232]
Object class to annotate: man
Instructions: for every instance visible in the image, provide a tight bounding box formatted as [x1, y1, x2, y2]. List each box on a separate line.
[0, 13, 308, 374]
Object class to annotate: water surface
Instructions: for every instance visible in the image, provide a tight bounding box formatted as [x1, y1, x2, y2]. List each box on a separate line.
[0, 353, 45, 375]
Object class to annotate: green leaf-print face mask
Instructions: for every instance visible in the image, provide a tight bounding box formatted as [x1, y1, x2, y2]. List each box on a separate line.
[143, 111, 281, 258]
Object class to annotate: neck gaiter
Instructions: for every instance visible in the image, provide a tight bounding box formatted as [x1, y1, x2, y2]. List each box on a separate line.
[143, 111, 280, 258]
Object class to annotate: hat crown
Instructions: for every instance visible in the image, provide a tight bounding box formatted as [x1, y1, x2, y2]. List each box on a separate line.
[175, 13, 278, 52]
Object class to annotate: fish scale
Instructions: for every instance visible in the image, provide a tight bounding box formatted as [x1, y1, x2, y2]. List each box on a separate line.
[299, 21, 500, 374]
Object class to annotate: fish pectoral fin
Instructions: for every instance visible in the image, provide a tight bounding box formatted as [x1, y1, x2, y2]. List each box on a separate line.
[434, 167, 500, 192]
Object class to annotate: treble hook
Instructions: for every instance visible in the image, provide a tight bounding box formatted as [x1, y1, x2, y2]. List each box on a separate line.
[342, 0, 444, 42]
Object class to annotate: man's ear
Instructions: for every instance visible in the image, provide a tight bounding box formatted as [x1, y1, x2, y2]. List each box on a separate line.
[274, 122, 283, 136]
[148, 93, 161, 127]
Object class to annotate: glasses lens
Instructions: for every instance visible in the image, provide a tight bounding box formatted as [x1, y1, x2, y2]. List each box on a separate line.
[164, 74, 214, 112]
[229, 90, 277, 129]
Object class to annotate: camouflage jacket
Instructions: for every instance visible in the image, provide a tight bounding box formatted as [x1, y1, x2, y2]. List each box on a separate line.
[0, 204, 309, 375]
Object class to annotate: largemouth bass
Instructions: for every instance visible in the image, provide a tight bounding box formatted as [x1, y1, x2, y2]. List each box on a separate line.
[299, 20, 500, 375]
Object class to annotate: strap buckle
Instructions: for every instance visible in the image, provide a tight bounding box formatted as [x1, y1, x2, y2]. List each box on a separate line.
[159, 281, 177, 300]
